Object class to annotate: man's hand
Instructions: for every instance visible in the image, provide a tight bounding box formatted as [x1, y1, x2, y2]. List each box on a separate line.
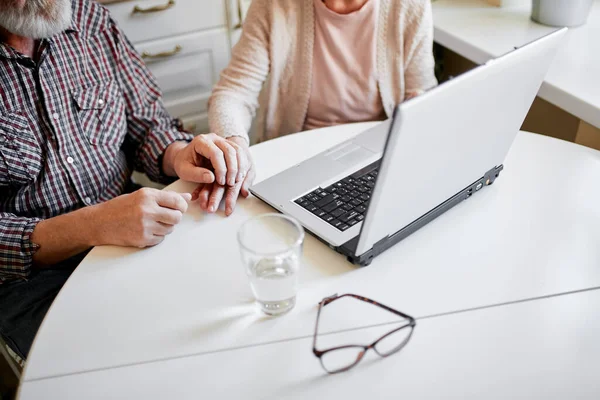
[191, 136, 256, 216]
[91, 188, 191, 248]
[31, 188, 191, 266]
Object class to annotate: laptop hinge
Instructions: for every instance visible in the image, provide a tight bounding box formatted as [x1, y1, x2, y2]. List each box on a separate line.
[373, 235, 390, 256]
[336, 234, 389, 267]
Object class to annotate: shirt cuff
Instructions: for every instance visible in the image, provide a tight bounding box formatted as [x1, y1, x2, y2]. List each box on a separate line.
[0, 217, 41, 284]
[140, 126, 194, 185]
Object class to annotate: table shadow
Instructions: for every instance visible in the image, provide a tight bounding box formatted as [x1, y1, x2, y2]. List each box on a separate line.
[267, 351, 395, 399]
[186, 199, 208, 222]
[183, 299, 286, 341]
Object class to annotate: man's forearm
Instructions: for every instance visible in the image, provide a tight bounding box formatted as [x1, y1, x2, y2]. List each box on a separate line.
[31, 205, 101, 266]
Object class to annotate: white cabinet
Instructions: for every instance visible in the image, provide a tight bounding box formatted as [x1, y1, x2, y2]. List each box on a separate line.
[105, 0, 226, 43]
[227, 0, 252, 46]
[102, 0, 235, 135]
[137, 29, 230, 119]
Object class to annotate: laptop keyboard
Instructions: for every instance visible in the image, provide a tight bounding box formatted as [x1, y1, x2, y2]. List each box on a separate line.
[294, 165, 379, 232]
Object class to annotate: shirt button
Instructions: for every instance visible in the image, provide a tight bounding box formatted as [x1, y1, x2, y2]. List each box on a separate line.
[0, 136, 5, 143]
[52, 112, 59, 121]
[97, 99, 104, 106]
[85, 197, 92, 204]
[67, 156, 74, 164]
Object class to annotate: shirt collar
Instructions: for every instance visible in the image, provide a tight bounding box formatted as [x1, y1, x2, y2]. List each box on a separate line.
[0, 17, 77, 61]
[0, 39, 54, 69]
[66, 15, 81, 34]
[0, 41, 25, 61]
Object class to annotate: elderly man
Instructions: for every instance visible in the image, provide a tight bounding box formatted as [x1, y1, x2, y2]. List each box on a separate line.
[0, 0, 254, 362]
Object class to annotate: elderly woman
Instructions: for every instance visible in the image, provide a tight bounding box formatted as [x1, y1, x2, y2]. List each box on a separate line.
[208, 0, 437, 144]
[193, 0, 437, 213]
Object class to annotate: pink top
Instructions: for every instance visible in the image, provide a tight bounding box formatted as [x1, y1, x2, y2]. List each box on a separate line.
[303, 0, 385, 131]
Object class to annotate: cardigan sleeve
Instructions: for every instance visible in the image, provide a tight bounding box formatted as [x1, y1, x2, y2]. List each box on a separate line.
[207, 0, 271, 143]
[403, 0, 438, 98]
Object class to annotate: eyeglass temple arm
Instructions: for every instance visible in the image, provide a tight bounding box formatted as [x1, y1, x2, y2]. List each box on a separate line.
[312, 301, 324, 353]
[323, 293, 415, 321]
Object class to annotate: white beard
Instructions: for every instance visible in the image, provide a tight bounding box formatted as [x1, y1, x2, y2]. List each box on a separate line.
[0, 0, 72, 39]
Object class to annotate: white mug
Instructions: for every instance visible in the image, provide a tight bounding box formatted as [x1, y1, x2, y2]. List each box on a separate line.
[531, 0, 594, 27]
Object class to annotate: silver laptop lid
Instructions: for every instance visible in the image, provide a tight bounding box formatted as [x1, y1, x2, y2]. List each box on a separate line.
[355, 28, 567, 256]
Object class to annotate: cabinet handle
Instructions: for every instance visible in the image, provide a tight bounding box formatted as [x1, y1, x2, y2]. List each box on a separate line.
[141, 45, 182, 59]
[184, 123, 197, 132]
[233, 0, 244, 29]
[132, 0, 176, 15]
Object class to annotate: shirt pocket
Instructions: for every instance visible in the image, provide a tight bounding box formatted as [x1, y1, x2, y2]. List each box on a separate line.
[72, 81, 127, 148]
[0, 111, 44, 187]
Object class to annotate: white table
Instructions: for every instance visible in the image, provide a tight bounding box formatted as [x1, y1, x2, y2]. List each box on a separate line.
[432, 0, 600, 129]
[19, 287, 600, 399]
[20, 123, 600, 390]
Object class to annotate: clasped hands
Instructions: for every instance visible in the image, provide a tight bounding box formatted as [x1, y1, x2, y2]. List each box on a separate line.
[169, 133, 255, 216]
[95, 133, 255, 249]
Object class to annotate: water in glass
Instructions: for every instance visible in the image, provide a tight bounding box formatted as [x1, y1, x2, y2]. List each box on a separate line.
[249, 253, 299, 315]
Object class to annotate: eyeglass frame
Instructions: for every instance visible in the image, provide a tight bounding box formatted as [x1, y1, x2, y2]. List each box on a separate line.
[312, 293, 416, 374]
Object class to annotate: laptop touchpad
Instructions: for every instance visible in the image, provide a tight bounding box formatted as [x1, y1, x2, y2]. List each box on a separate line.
[332, 145, 374, 166]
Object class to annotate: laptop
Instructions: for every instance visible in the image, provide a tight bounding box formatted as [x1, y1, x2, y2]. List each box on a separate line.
[250, 29, 567, 266]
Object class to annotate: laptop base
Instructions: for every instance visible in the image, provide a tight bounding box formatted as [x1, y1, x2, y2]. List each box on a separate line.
[337, 165, 504, 266]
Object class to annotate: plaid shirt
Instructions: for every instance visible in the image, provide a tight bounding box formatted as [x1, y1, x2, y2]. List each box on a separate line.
[0, 0, 193, 283]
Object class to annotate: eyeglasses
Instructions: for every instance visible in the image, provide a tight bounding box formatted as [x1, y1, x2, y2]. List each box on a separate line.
[312, 293, 416, 374]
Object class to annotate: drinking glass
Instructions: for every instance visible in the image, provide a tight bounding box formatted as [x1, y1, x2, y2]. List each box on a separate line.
[237, 214, 304, 315]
